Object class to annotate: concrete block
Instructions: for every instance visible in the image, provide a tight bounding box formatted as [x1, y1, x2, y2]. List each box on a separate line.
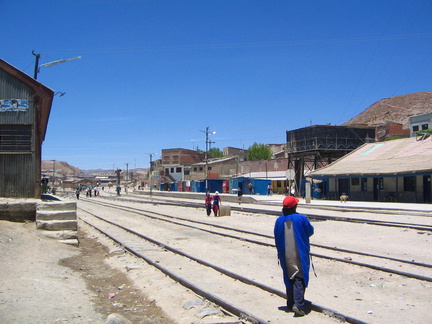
[58, 239, 79, 247]
[36, 210, 77, 221]
[37, 201, 77, 212]
[219, 205, 231, 216]
[39, 230, 78, 240]
[36, 220, 78, 231]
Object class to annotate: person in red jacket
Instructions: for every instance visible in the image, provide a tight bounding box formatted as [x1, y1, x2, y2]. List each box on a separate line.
[212, 191, 221, 216]
[205, 192, 212, 216]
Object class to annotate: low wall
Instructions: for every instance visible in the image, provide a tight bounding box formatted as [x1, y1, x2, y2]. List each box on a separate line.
[0, 199, 39, 221]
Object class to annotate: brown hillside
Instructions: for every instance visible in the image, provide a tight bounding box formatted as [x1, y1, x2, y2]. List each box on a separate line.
[41, 160, 83, 176]
[343, 91, 432, 128]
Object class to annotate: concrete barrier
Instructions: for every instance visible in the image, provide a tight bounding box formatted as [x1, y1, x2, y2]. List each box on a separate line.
[36, 201, 78, 246]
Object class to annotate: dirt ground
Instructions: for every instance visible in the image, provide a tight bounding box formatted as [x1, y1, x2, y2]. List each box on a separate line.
[1, 197, 431, 324]
[0, 220, 176, 324]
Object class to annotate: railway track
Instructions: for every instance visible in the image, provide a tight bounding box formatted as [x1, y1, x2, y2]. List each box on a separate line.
[78, 204, 366, 324]
[81, 198, 432, 283]
[76, 196, 432, 323]
[98, 193, 432, 232]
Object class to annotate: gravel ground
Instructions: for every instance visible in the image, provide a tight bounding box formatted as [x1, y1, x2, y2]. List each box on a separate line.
[0, 220, 176, 324]
[1, 194, 431, 324]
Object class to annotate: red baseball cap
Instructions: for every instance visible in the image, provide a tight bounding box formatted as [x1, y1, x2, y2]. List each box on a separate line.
[283, 196, 299, 208]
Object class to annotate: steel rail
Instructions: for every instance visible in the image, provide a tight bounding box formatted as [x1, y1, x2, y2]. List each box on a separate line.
[78, 208, 368, 324]
[96, 195, 432, 231]
[82, 199, 432, 275]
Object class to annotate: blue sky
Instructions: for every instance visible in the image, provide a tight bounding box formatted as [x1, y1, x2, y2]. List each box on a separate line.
[2, 0, 431, 170]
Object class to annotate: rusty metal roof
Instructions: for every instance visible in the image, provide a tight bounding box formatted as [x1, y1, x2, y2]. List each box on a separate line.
[310, 136, 432, 177]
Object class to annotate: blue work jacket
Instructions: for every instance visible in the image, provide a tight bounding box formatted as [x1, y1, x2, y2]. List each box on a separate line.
[274, 213, 314, 288]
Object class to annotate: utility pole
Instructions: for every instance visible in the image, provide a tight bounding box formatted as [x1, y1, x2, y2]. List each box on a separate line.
[200, 127, 216, 193]
[115, 169, 122, 196]
[32, 51, 40, 79]
[125, 163, 129, 194]
[32, 50, 81, 80]
[146, 153, 157, 197]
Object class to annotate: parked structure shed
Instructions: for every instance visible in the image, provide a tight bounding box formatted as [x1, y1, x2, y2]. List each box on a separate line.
[309, 136, 432, 203]
[0, 59, 54, 198]
[286, 125, 375, 195]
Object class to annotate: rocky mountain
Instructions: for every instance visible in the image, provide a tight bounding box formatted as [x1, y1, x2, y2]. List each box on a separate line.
[41, 160, 148, 178]
[343, 91, 432, 128]
[41, 160, 83, 177]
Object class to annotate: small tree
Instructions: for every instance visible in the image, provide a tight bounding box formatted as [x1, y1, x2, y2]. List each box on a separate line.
[208, 147, 224, 158]
[247, 142, 272, 161]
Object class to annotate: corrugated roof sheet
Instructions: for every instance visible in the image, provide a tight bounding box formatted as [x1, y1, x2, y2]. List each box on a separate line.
[310, 136, 432, 177]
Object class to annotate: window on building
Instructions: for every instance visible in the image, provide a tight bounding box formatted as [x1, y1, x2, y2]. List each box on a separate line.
[404, 176, 416, 192]
[176, 167, 181, 173]
[170, 167, 174, 173]
[208, 167, 212, 171]
[199, 167, 203, 171]
[421, 124, 429, 130]
[412, 125, 419, 132]
[184, 169, 190, 175]
[193, 167, 197, 172]
[0, 125, 32, 152]
[351, 178, 360, 186]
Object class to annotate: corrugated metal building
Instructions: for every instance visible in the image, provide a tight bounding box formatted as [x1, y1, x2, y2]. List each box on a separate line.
[0, 59, 54, 198]
[309, 136, 432, 203]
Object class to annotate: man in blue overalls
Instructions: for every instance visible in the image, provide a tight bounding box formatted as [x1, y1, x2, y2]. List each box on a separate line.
[274, 196, 314, 316]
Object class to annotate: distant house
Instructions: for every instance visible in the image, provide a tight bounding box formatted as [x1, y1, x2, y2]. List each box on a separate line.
[161, 148, 204, 182]
[309, 137, 432, 203]
[0, 59, 54, 198]
[376, 122, 410, 141]
[188, 156, 238, 181]
[223, 146, 247, 161]
[410, 112, 432, 137]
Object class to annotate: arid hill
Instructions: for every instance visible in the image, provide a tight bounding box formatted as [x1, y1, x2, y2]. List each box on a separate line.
[343, 91, 432, 128]
[41, 160, 83, 177]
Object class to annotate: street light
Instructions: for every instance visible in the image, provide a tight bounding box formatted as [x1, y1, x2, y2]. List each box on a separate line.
[200, 127, 216, 193]
[147, 153, 157, 196]
[32, 50, 81, 80]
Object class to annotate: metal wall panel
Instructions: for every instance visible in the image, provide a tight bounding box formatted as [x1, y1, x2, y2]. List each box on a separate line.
[0, 69, 35, 125]
[0, 154, 34, 198]
[1, 69, 37, 198]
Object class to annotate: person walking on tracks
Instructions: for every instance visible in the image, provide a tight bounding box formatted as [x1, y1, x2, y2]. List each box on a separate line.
[274, 196, 314, 316]
[212, 191, 221, 216]
[205, 192, 212, 216]
[237, 186, 243, 205]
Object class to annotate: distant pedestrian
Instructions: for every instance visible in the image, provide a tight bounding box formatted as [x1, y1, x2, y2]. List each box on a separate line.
[237, 187, 243, 205]
[274, 196, 314, 317]
[205, 192, 212, 216]
[212, 191, 221, 216]
[248, 182, 254, 195]
[75, 188, 80, 200]
[267, 184, 273, 196]
[41, 175, 49, 194]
